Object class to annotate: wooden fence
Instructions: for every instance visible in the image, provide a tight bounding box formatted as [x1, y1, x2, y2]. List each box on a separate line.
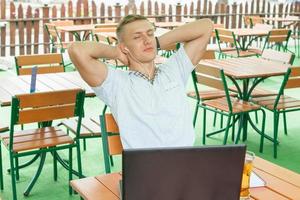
[0, 0, 300, 56]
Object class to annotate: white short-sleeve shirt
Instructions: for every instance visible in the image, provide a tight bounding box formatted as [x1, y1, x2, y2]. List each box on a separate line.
[92, 46, 195, 149]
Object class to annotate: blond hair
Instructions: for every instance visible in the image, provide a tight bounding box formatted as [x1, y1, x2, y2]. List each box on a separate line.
[116, 15, 150, 41]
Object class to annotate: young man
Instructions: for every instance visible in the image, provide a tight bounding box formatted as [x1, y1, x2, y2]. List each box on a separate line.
[68, 15, 213, 149]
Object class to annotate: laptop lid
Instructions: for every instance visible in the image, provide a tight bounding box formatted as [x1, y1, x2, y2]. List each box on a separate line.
[122, 145, 246, 200]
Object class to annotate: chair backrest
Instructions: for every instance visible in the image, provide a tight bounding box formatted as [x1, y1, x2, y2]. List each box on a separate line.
[263, 29, 291, 51]
[285, 66, 300, 89]
[267, 29, 291, 43]
[15, 53, 65, 75]
[9, 89, 85, 150]
[92, 25, 117, 44]
[215, 28, 239, 54]
[192, 62, 233, 111]
[45, 20, 74, 50]
[250, 16, 264, 26]
[100, 113, 123, 173]
[261, 49, 294, 64]
[191, 50, 217, 101]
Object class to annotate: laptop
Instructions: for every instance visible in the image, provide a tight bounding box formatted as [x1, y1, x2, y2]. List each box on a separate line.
[122, 145, 246, 200]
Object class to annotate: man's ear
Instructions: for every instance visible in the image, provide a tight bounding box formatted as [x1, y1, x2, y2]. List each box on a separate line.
[119, 43, 129, 54]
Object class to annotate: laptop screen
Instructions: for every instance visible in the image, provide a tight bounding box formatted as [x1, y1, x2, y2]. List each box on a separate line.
[122, 145, 246, 200]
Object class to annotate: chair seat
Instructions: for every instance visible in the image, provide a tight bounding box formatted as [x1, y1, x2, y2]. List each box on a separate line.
[203, 97, 261, 113]
[229, 86, 278, 97]
[60, 117, 101, 137]
[222, 49, 259, 57]
[0, 127, 73, 153]
[252, 95, 300, 110]
[187, 89, 237, 100]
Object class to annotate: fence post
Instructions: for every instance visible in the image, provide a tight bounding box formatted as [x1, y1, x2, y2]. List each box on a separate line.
[42, 4, 50, 53]
[232, 3, 237, 29]
[0, 0, 6, 56]
[176, 3, 182, 22]
[115, 3, 121, 23]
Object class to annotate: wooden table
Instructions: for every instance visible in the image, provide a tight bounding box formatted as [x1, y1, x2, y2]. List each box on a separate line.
[229, 28, 269, 50]
[70, 156, 300, 200]
[0, 71, 94, 106]
[201, 57, 290, 142]
[56, 24, 95, 40]
[154, 21, 185, 29]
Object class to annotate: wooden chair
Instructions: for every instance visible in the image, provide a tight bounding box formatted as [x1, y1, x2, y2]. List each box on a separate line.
[187, 50, 237, 127]
[252, 67, 300, 158]
[0, 89, 85, 200]
[244, 16, 264, 27]
[197, 63, 265, 145]
[261, 29, 292, 53]
[45, 20, 74, 53]
[100, 113, 122, 174]
[92, 25, 127, 69]
[15, 53, 65, 75]
[215, 28, 260, 58]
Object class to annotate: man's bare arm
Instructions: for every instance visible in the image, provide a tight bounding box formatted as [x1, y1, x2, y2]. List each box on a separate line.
[158, 19, 213, 65]
[68, 41, 127, 87]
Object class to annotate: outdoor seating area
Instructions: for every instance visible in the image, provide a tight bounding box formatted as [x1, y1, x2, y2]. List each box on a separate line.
[1, 0, 300, 200]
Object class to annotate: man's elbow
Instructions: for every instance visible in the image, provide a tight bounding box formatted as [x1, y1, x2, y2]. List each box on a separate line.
[202, 18, 214, 34]
[68, 42, 82, 59]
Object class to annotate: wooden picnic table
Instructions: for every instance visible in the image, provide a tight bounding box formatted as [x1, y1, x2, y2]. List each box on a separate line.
[70, 156, 300, 200]
[200, 57, 290, 142]
[0, 71, 94, 106]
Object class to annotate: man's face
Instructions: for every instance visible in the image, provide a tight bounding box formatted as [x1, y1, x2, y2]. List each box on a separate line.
[121, 20, 156, 63]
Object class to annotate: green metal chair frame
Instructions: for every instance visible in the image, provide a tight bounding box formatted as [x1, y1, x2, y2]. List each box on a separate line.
[196, 63, 266, 146]
[252, 67, 300, 158]
[100, 110, 122, 174]
[0, 89, 85, 200]
[188, 50, 232, 128]
[215, 29, 259, 58]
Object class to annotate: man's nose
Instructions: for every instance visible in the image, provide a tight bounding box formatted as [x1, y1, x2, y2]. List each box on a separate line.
[142, 35, 151, 44]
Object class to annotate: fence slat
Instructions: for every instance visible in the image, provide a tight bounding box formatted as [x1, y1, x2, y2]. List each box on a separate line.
[196, 0, 200, 15]
[100, 2, 105, 23]
[18, 4, 25, 55]
[168, 4, 172, 22]
[148, 0, 152, 16]
[68, 1, 74, 40]
[83, 0, 89, 24]
[161, 3, 165, 22]
[42, 5, 49, 53]
[92, 1, 97, 24]
[10, 2, 16, 56]
[176, 3, 182, 22]
[33, 8, 39, 54]
[26, 6, 32, 54]
[1, 0, 6, 56]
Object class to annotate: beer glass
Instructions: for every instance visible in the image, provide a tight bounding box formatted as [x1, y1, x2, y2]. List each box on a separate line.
[240, 151, 255, 199]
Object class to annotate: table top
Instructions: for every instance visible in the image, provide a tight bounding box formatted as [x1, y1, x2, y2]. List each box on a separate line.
[56, 24, 94, 32]
[200, 57, 290, 79]
[154, 21, 185, 29]
[264, 17, 300, 22]
[70, 156, 300, 200]
[229, 28, 269, 37]
[0, 71, 94, 106]
[95, 27, 170, 40]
